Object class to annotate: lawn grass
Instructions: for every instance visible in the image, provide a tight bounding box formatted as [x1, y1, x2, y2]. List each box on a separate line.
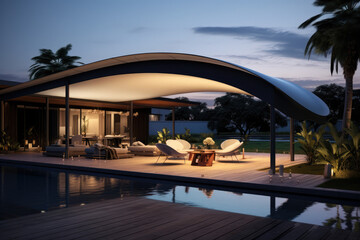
[242, 141, 304, 154]
[318, 178, 360, 191]
[282, 163, 325, 175]
[259, 163, 325, 175]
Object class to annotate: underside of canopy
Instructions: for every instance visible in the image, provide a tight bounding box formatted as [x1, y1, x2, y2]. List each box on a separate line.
[0, 52, 329, 121]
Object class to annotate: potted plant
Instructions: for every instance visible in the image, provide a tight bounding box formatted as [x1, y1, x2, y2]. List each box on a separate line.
[81, 116, 89, 136]
[203, 137, 215, 149]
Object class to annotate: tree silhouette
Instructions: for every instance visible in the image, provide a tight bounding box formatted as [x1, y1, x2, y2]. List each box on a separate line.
[29, 44, 83, 80]
[299, 0, 360, 131]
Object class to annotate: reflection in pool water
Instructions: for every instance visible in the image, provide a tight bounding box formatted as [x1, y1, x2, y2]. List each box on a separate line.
[0, 164, 359, 231]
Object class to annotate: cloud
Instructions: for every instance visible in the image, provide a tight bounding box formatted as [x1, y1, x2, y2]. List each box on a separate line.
[193, 26, 325, 60]
[129, 27, 147, 33]
[220, 55, 264, 61]
[0, 73, 27, 82]
[283, 78, 346, 90]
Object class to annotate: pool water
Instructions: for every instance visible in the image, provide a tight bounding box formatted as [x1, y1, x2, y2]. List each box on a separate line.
[0, 163, 359, 231]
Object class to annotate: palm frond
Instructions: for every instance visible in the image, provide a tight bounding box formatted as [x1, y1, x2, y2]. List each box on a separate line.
[299, 13, 323, 28]
[29, 44, 83, 80]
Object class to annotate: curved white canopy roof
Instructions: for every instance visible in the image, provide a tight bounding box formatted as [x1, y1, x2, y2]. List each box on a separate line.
[0, 52, 329, 121]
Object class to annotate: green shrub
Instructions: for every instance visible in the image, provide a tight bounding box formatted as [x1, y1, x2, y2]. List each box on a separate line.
[316, 123, 350, 172]
[296, 121, 325, 165]
[0, 130, 20, 152]
[343, 123, 360, 171]
[156, 128, 171, 143]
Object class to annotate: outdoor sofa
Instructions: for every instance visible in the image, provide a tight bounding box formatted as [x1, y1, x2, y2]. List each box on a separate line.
[44, 144, 88, 157]
[128, 141, 160, 156]
[85, 143, 131, 159]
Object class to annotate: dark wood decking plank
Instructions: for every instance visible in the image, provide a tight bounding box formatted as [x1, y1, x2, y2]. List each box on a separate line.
[0, 197, 143, 230]
[155, 212, 239, 240]
[277, 222, 314, 240]
[216, 217, 281, 240]
[347, 231, 360, 240]
[325, 228, 351, 240]
[125, 210, 228, 240]
[0, 196, 355, 240]
[0, 198, 141, 232]
[2, 198, 172, 239]
[77, 203, 200, 240]
[35, 200, 187, 240]
[50, 199, 195, 240]
[299, 225, 332, 240]
[73, 215, 174, 240]
[254, 220, 296, 240]
[190, 215, 259, 240]
[175, 214, 248, 240]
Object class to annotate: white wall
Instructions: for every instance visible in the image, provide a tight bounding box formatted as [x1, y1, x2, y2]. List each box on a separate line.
[149, 121, 214, 135]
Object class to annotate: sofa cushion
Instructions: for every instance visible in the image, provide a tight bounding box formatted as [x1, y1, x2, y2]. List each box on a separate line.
[132, 141, 145, 146]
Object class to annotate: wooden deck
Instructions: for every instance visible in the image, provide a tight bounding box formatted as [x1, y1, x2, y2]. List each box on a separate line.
[1, 197, 358, 240]
[0, 152, 320, 186]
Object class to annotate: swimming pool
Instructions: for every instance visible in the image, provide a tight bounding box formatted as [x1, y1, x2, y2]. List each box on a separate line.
[0, 163, 359, 231]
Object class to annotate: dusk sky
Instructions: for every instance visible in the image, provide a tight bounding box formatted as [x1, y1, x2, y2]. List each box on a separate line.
[1, 0, 359, 105]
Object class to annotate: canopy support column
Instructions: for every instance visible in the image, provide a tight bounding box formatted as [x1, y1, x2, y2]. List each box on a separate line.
[270, 104, 276, 174]
[65, 82, 69, 159]
[1, 101, 4, 131]
[290, 117, 295, 161]
[172, 107, 175, 139]
[45, 97, 49, 147]
[80, 109, 82, 135]
[130, 101, 134, 146]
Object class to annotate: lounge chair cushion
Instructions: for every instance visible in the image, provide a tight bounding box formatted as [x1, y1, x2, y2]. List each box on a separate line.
[166, 139, 184, 151]
[132, 141, 145, 146]
[220, 139, 240, 149]
[176, 139, 191, 150]
[128, 145, 159, 156]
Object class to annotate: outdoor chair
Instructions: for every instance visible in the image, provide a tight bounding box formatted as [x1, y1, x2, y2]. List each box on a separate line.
[155, 143, 187, 164]
[176, 139, 192, 151]
[220, 139, 240, 149]
[71, 135, 83, 145]
[215, 140, 243, 161]
[166, 139, 192, 154]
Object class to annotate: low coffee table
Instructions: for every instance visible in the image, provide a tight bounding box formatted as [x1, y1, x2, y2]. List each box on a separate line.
[189, 150, 215, 166]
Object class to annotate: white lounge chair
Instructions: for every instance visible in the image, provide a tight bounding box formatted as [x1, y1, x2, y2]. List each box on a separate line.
[176, 139, 192, 150]
[155, 143, 187, 164]
[166, 139, 192, 154]
[215, 139, 243, 161]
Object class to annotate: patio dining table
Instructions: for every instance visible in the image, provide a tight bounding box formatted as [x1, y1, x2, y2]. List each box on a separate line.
[82, 136, 98, 146]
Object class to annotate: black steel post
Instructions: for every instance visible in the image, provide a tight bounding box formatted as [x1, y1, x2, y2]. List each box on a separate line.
[46, 97, 49, 147]
[270, 104, 276, 174]
[130, 101, 134, 145]
[65, 83, 69, 159]
[172, 107, 175, 139]
[0, 101, 4, 131]
[290, 117, 295, 161]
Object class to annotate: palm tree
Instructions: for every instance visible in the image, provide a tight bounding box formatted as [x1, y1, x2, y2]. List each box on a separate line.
[29, 44, 83, 80]
[299, 0, 360, 131]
